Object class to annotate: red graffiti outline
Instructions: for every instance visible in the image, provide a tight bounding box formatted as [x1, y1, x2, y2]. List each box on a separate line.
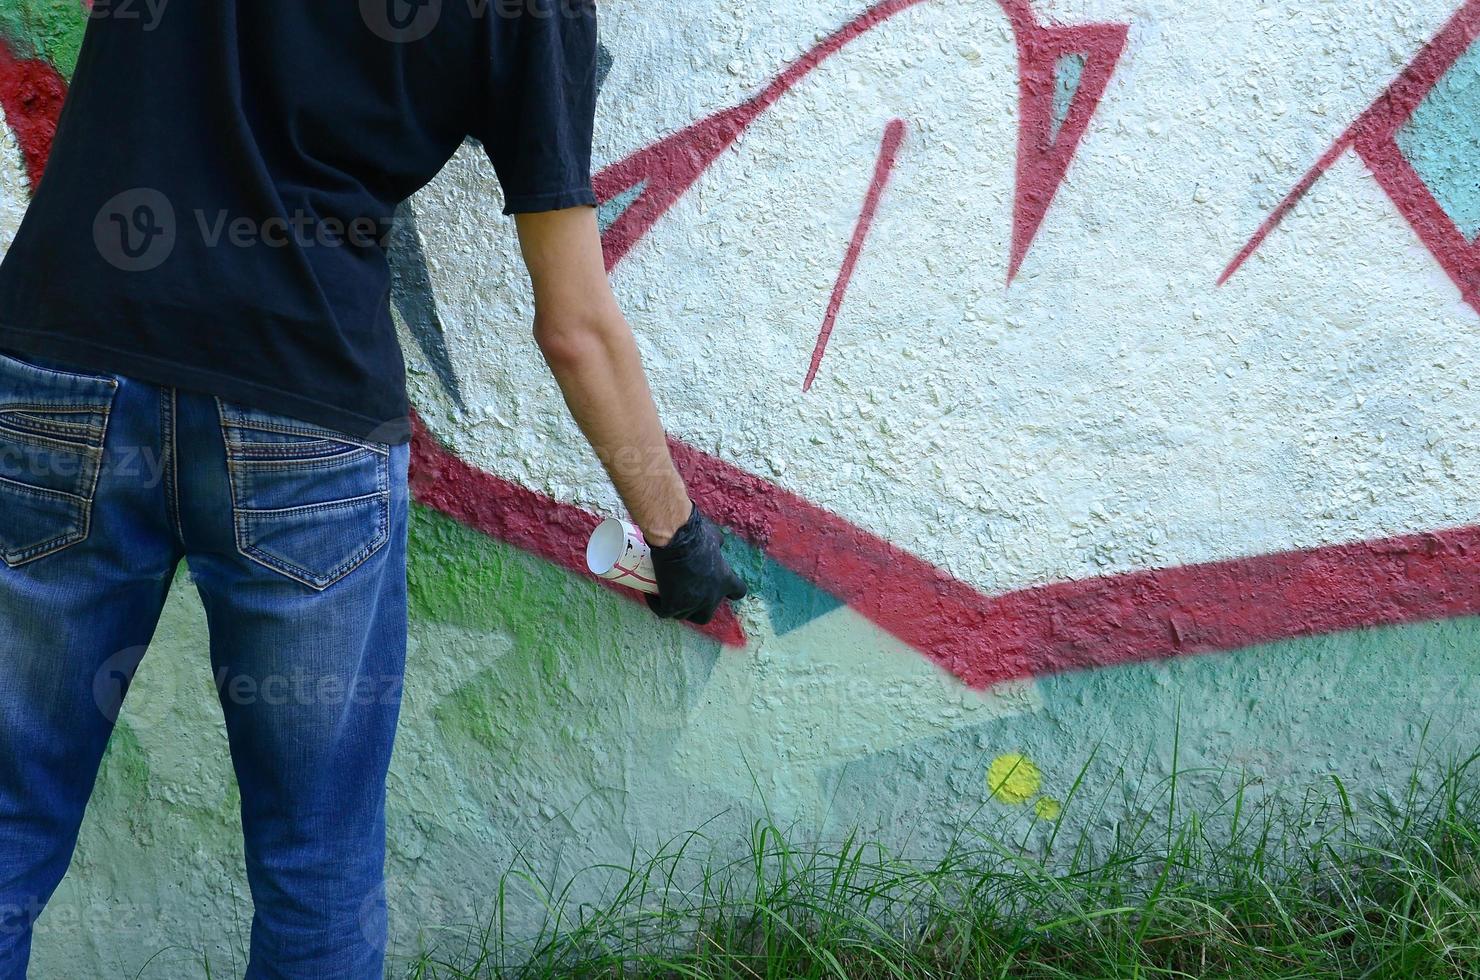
[409, 405, 1480, 681]
[408, 418, 748, 646]
[668, 439, 1480, 688]
[597, 0, 1127, 281]
[595, 0, 931, 270]
[0, 39, 66, 189]
[1219, 0, 1480, 312]
[999, 0, 1129, 283]
[805, 118, 907, 391]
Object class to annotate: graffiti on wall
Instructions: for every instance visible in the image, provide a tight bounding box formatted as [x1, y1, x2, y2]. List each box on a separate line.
[401, 0, 1480, 693]
[4, 2, 1480, 972]
[3, 0, 1479, 689]
[1222, 0, 1480, 311]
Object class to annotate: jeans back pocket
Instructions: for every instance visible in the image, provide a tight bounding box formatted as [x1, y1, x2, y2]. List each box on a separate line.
[217, 399, 391, 590]
[0, 352, 118, 567]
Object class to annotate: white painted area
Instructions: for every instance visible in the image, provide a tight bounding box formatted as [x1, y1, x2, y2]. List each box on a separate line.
[0, 116, 29, 254]
[408, 0, 1480, 599]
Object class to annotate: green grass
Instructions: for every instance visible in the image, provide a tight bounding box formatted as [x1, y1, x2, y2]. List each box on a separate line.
[395, 749, 1480, 980]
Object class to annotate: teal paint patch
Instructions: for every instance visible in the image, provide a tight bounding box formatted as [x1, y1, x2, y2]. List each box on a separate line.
[720, 534, 843, 636]
[1396, 38, 1480, 241]
[1051, 53, 1087, 145]
[763, 560, 846, 635]
[598, 180, 647, 236]
[819, 616, 1480, 852]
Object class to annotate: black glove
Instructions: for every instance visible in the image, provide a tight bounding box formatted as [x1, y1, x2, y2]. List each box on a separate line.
[645, 503, 748, 625]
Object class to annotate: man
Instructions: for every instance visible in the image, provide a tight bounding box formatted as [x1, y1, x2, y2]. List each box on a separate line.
[0, 0, 746, 975]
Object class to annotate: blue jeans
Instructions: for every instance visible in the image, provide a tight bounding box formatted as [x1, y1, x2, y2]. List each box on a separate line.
[0, 350, 409, 978]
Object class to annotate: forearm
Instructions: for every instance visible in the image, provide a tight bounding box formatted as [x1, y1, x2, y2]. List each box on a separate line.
[511, 207, 745, 621]
[535, 311, 691, 545]
[513, 206, 693, 544]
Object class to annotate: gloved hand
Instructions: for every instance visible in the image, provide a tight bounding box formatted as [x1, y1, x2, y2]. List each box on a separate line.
[645, 503, 748, 625]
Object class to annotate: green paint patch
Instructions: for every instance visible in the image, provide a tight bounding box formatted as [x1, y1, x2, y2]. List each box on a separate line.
[409, 503, 606, 645]
[94, 720, 153, 837]
[410, 504, 702, 761]
[0, 0, 87, 78]
[97, 720, 150, 793]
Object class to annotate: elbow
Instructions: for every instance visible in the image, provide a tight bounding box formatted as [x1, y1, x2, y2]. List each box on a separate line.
[532, 309, 624, 371]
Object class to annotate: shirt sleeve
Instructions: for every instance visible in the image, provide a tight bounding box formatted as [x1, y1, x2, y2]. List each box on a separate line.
[473, 0, 600, 216]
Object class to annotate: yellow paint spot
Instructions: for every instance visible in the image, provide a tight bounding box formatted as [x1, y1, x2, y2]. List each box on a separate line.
[986, 753, 1042, 805]
[1035, 797, 1062, 821]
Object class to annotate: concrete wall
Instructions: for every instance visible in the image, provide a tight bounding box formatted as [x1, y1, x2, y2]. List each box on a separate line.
[3, 0, 1479, 973]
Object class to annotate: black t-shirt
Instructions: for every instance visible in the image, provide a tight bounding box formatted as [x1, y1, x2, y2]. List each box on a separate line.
[0, 0, 599, 443]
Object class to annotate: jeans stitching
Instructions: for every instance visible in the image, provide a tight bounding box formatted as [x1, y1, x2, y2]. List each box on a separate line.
[233, 490, 390, 591]
[0, 529, 87, 566]
[0, 351, 120, 389]
[227, 447, 373, 469]
[237, 526, 388, 591]
[1, 410, 104, 438]
[220, 417, 389, 456]
[0, 398, 112, 567]
[216, 396, 391, 591]
[0, 402, 111, 415]
[163, 388, 185, 546]
[233, 490, 388, 517]
[0, 368, 113, 565]
[0, 472, 92, 504]
[0, 418, 100, 454]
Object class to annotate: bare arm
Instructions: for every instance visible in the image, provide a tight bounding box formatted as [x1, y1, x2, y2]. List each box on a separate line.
[513, 206, 692, 545]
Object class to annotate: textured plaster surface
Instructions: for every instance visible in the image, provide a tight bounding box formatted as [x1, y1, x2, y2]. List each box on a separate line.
[0, 0, 80, 72]
[0, 1, 1476, 976]
[0, 113, 24, 250]
[1397, 35, 1480, 240]
[411, 0, 1480, 601]
[30, 527, 1480, 978]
